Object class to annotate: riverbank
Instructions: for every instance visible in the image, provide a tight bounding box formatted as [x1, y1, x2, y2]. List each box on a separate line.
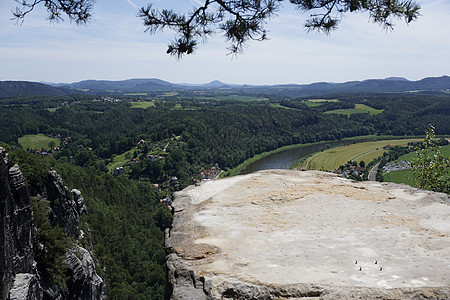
[294, 138, 422, 171]
[221, 142, 317, 177]
[221, 135, 425, 177]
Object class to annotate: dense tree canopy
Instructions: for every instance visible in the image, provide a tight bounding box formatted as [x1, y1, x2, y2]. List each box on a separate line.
[14, 0, 420, 56]
[2, 88, 449, 297]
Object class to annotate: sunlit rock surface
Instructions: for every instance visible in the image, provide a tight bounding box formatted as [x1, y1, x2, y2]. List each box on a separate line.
[166, 170, 450, 299]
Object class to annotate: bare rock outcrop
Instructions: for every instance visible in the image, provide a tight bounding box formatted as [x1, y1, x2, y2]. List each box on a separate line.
[64, 246, 106, 299]
[9, 273, 41, 300]
[1, 148, 37, 300]
[0, 147, 105, 300]
[166, 169, 450, 299]
[45, 170, 87, 239]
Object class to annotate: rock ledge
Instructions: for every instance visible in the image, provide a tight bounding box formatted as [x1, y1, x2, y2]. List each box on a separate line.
[166, 170, 450, 299]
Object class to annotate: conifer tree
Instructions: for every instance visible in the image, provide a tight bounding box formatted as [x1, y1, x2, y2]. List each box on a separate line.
[14, 0, 421, 56]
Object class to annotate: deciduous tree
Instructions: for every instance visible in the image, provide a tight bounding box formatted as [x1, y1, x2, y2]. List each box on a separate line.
[411, 125, 450, 194]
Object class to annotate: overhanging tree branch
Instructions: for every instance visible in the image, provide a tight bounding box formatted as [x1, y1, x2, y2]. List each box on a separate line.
[13, 0, 94, 25]
[13, 0, 421, 56]
[138, 0, 420, 57]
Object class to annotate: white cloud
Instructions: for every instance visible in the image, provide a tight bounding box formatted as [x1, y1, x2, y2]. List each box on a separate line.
[125, 0, 140, 10]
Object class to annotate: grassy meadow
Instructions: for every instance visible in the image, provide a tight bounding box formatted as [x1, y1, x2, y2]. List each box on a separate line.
[325, 104, 384, 116]
[305, 99, 338, 107]
[107, 147, 138, 171]
[308, 99, 339, 103]
[18, 134, 60, 150]
[305, 102, 325, 107]
[383, 144, 450, 186]
[130, 101, 156, 109]
[383, 169, 415, 186]
[270, 103, 297, 110]
[296, 138, 421, 171]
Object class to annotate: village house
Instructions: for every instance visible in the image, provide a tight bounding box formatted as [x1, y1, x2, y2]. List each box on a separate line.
[199, 163, 220, 180]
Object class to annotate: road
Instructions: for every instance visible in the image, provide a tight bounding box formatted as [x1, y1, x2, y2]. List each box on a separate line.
[352, 149, 377, 162]
[368, 162, 380, 181]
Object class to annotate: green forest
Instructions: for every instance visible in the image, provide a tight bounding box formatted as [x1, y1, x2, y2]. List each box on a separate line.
[1, 89, 449, 299]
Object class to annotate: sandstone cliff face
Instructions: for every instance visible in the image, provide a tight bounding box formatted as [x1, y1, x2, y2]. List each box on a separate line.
[166, 169, 450, 300]
[45, 171, 87, 239]
[0, 147, 105, 300]
[1, 148, 37, 300]
[64, 246, 106, 300]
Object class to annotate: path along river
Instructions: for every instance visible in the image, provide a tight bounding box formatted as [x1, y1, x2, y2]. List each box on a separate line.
[239, 138, 369, 175]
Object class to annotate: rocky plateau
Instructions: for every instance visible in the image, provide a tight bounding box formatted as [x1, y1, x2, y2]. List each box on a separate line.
[166, 169, 450, 299]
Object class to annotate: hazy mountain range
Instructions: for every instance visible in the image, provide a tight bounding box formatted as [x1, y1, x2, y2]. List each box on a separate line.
[1, 76, 449, 99]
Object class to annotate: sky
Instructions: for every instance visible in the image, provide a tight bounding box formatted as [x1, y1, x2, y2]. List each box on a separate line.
[0, 0, 449, 85]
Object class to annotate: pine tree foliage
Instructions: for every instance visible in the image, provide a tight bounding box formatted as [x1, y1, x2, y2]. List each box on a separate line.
[139, 0, 421, 56]
[13, 0, 420, 56]
[13, 0, 94, 25]
[32, 197, 72, 287]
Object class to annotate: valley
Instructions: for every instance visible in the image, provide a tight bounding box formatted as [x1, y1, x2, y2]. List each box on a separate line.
[0, 77, 449, 299]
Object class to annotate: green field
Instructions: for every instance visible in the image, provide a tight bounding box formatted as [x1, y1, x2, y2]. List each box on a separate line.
[325, 104, 384, 116]
[195, 95, 269, 102]
[383, 144, 450, 186]
[305, 102, 325, 107]
[19, 134, 60, 150]
[107, 147, 137, 171]
[297, 138, 420, 171]
[384, 169, 415, 186]
[270, 103, 297, 110]
[124, 93, 149, 96]
[308, 99, 339, 103]
[392, 144, 450, 162]
[305, 99, 338, 107]
[45, 107, 58, 112]
[130, 101, 155, 109]
[162, 92, 178, 96]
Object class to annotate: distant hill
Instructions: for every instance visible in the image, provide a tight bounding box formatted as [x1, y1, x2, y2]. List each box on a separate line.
[67, 78, 180, 92]
[384, 77, 409, 81]
[3, 76, 449, 99]
[62, 75, 450, 97]
[0, 81, 75, 99]
[233, 76, 450, 97]
[204, 80, 229, 88]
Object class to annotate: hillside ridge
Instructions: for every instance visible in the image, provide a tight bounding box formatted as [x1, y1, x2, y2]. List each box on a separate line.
[2, 75, 449, 98]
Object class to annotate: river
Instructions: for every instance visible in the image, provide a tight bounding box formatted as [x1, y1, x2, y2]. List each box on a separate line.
[239, 138, 367, 175]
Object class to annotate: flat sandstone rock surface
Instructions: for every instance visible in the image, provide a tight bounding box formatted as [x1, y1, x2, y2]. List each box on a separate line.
[166, 170, 450, 299]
